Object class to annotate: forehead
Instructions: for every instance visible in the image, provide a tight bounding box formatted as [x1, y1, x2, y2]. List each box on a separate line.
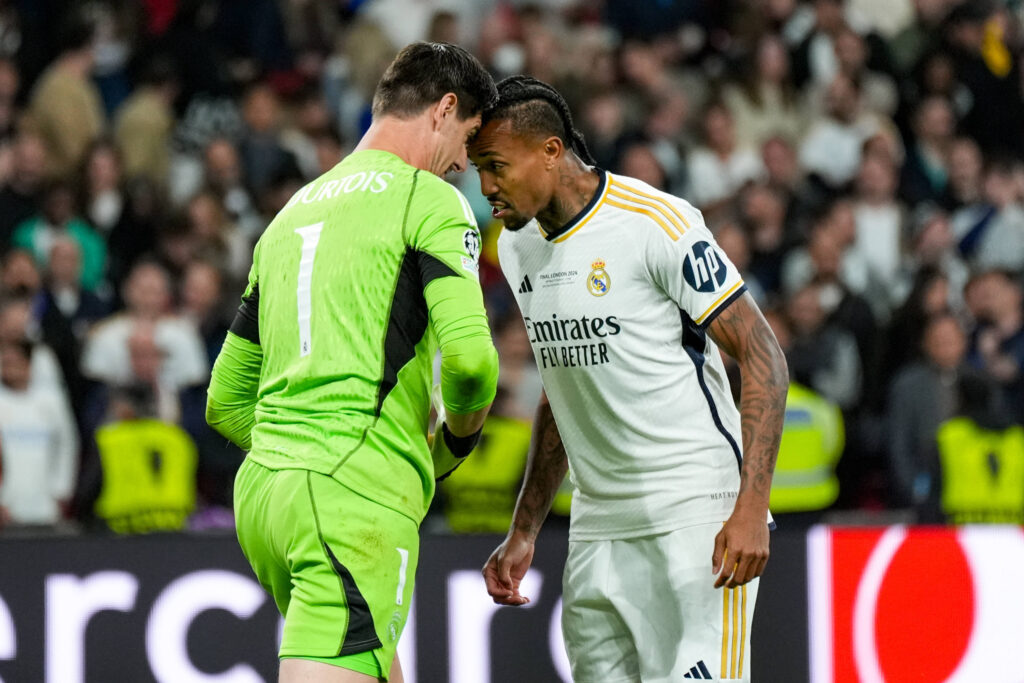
[469, 118, 545, 159]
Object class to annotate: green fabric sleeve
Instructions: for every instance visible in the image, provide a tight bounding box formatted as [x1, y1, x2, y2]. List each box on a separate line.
[206, 331, 263, 450]
[424, 274, 498, 415]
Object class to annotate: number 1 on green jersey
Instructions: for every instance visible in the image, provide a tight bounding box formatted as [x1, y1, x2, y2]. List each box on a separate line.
[295, 222, 324, 356]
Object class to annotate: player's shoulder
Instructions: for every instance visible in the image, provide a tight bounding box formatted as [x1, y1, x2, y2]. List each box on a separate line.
[602, 172, 711, 245]
[413, 172, 477, 224]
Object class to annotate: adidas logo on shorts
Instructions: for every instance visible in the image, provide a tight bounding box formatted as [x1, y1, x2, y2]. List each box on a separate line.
[518, 275, 534, 294]
[682, 659, 712, 679]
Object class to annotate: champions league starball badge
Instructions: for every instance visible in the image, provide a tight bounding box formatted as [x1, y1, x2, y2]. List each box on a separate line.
[587, 258, 610, 297]
[462, 229, 481, 261]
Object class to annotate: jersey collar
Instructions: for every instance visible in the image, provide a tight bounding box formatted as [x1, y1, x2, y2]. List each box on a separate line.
[538, 169, 608, 242]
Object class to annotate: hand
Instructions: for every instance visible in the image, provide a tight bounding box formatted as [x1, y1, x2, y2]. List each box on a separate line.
[482, 531, 535, 606]
[712, 510, 769, 589]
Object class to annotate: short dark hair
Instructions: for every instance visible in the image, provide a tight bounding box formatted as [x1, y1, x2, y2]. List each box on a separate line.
[57, 11, 96, 55]
[482, 75, 596, 165]
[372, 42, 496, 120]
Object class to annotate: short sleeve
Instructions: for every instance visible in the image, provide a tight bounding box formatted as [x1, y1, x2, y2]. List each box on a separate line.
[648, 218, 746, 328]
[407, 175, 482, 282]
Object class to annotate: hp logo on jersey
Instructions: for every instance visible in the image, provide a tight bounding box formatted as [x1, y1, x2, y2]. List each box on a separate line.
[682, 241, 728, 293]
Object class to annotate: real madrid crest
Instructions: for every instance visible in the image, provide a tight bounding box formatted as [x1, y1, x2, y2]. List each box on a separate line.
[587, 258, 610, 297]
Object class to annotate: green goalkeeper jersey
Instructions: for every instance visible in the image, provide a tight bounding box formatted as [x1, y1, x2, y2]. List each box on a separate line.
[214, 150, 497, 523]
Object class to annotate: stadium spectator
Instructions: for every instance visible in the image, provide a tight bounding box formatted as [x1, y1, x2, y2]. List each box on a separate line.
[850, 152, 909, 315]
[104, 176, 164, 294]
[881, 265, 955, 380]
[787, 282, 863, 410]
[0, 132, 47, 254]
[238, 82, 298, 196]
[25, 13, 104, 179]
[830, 24, 899, 116]
[179, 259, 230, 369]
[0, 295, 68, 398]
[947, 135, 985, 209]
[617, 140, 668, 192]
[899, 95, 956, 207]
[79, 139, 127, 238]
[799, 74, 887, 190]
[202, 137, 263, 242]
[34, 237, 108, 412]
[0, 339, 78, 528]
[965, 270, 1024, 422]
[716, 220, 767, 304]
[11, 180, 107, 292]
[741, 181, 795, 294]
[959, 158, 1024, 272]
[906, 205, 969, 309]
[113, 56, 177, 186]
[686, 101, 765, 210]
[887, 312, 975, 511]
[945, 1, 1024, 158]
[182, 190, 250, 284]
[80, 260, 207, 394]
[280, 88, 336, 180]
[723, 33, 804, 148]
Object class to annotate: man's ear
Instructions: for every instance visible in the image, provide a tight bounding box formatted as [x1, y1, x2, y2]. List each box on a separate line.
[543, 135, 565, 169]
[431, 93, 460, 130]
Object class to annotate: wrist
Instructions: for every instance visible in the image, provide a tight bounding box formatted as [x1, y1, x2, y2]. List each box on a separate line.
[732, 492, 769, 518]
[441, 422, 482, 458]
[511, 520, 540, 543]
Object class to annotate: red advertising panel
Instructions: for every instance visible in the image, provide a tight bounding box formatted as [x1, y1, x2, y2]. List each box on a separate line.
[808, 526, 1024, 683]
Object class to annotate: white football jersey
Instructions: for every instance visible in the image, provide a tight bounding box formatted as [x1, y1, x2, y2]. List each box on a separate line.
[498, 170, 749, 541]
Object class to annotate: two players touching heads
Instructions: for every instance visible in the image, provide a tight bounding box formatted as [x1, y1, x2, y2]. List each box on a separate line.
[208, 41, 787, 683]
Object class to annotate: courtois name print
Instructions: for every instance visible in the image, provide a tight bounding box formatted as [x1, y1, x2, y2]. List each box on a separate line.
[682, 241, 728, 293]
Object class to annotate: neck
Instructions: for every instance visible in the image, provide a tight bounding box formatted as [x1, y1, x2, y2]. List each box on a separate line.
[354, 115, 438, 174]
[536, 158, 600, 234]
[60, 52, 91, 77]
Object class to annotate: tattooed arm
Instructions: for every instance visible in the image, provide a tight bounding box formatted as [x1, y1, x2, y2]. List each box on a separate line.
[706, 292, 789, 588]
[482, 391, 568, 605]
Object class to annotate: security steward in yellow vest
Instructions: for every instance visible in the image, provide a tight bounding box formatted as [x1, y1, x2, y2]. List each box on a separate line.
[769, 382, 844, 517]
[936, 375, 1024, 524]
[80, 385, 198, 533]
[439, 413, 532, 533]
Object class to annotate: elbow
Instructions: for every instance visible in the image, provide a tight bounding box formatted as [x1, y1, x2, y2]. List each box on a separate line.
[442, 342, 499, 414]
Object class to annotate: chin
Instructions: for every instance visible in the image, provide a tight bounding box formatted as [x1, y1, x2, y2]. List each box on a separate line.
[503, 215, 532, 232]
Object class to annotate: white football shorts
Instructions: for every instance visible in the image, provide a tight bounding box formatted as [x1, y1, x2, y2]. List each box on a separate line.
[561, 522, 759, 682]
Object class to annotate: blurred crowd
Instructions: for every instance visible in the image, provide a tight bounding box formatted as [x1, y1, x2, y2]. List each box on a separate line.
[1, 0, 1023, 534]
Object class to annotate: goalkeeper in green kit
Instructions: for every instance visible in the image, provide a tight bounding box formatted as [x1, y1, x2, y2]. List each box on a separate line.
[206, 43, 499, 683]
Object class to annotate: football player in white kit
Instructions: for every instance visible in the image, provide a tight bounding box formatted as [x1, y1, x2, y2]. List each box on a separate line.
[471, 77, 789, 682]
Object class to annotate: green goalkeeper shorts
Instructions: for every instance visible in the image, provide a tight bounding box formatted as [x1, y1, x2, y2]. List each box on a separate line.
[234, 457, 419, 679]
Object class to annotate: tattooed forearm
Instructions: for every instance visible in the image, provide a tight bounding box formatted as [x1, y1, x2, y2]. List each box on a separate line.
[511, 395, 569, 540]
[707, 293, 788, 509]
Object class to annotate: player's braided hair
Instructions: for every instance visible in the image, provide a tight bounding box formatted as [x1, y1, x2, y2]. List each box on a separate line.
[483, 75, 596, 166]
